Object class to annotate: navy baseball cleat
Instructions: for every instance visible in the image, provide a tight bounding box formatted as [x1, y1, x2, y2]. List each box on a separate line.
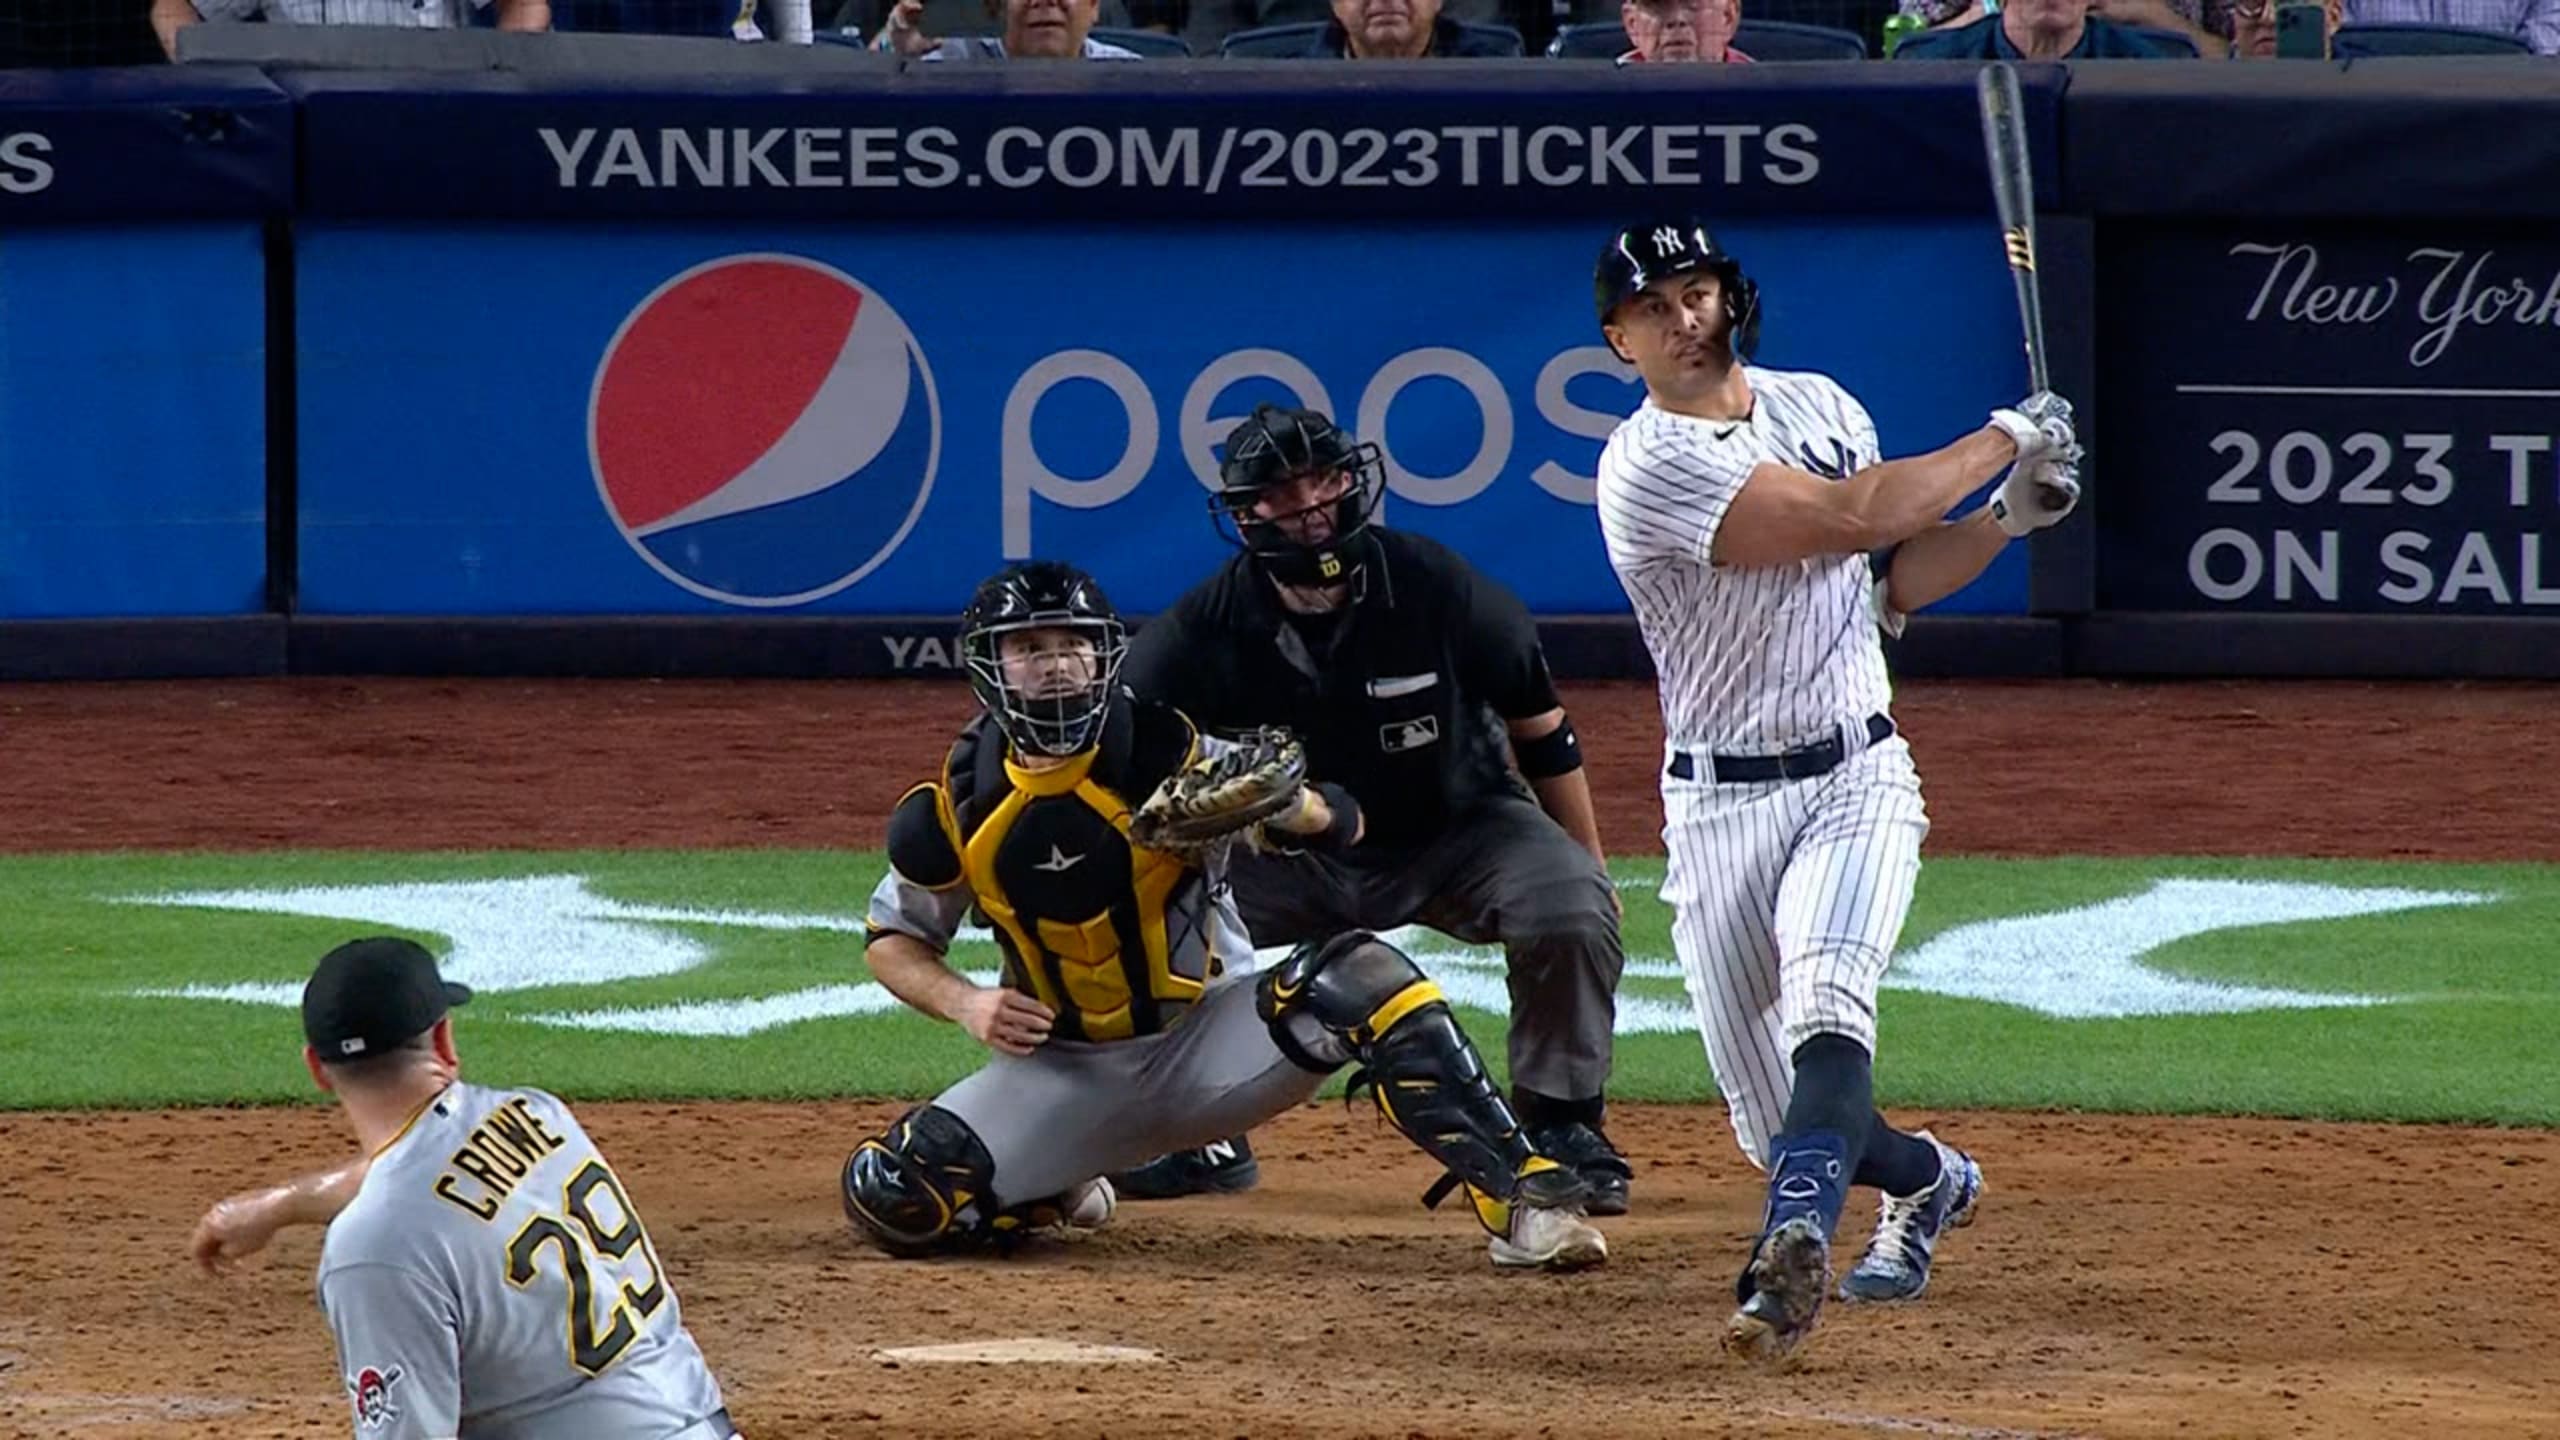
[1838, 1133, 1983, 1303]
[1526, 1121, 1633, 1216]
[1722, 1213, 1832, 1366]
[1109, 1135, 1259, 1200]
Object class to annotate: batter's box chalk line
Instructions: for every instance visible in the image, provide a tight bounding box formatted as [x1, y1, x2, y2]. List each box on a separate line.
[1755, 1405, 2089, 1440]
[871, 1339, 1166, 1366]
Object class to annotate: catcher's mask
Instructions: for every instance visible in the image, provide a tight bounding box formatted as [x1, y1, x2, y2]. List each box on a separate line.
[1210, 403, 1385, 589]
[960, 561, 1127, 758]
[1593, 218, 1761, 363]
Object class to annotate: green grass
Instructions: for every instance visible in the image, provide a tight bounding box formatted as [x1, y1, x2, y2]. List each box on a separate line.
[2, 851, 2553, 1126]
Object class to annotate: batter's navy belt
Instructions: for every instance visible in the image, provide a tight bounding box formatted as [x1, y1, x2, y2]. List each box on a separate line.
[1667, 713, 1895, 785]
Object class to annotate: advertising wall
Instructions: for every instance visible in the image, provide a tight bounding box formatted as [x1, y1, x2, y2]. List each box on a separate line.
[291, 221, 2031, 618]
[0, 67, 286, 622]
[2101, 224, 2560, 617]
[10, 55, 2559, 679]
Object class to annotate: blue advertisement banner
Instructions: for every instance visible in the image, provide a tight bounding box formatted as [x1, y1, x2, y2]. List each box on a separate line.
[0, 66, 293, 224]
[2100, 224, 2560, 615]
[294, 219, 2028, 619]
[0, 227, 270, 619]
[281, 64, 2062, 224]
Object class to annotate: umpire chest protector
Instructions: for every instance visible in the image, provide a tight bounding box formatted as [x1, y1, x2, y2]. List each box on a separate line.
[888, 694, 1212, 1043]
[1133, 529, 1554, 850]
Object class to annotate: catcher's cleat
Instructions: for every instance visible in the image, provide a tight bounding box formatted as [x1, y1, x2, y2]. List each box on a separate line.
[1526, 1120, 1633, 1217]
[1838, 1134, 1981, 1304]
[1260, 932, 1613, 1264]
[1109, 1136, 1261, 1200]
[1723, 1214, 1832, 1367]
[1485, 1165, 1609, 1271]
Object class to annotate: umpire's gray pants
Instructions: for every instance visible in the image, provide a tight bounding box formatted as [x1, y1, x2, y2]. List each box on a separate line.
[1227, 792, 1622, 1103]
[934, 972, 1328, 1208]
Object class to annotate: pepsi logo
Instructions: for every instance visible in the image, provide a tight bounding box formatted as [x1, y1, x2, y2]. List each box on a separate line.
[588, 254, 941, 607]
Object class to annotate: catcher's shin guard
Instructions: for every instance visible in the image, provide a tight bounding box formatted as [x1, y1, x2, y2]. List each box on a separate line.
[841, 1104, 1002, 1258]
[1257, 932, 1589, 1236]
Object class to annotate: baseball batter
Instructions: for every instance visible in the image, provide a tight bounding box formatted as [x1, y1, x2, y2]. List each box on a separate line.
[187, 937, 736, 1439]
[841, 560, 1607, 1270]
[1586, 219, 2082, 1363]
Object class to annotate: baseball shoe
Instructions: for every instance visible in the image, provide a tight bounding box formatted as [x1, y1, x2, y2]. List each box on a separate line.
[1722, 1214, 1832, 1366]
[1838, 1133, 1982, 1304]
[1487, 1201, 1609, 1272]
[1108, 1134, 1259, 1200]
[1526, 1121, 1634, 1217]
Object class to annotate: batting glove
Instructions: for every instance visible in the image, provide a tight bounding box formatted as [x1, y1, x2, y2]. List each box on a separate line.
[1987, 392, 2075, 462]
[1988, 448, 2083, 538]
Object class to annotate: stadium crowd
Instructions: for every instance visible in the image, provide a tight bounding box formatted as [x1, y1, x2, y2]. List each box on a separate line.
[6, 0, 2554, 69]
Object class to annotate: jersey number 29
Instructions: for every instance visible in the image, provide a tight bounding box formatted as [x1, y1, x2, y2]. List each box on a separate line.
[505, 1160, 669, 1375]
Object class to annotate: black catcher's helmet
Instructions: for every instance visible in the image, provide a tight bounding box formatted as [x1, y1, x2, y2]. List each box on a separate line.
[959, 561, 1127, 758]
[1209, 403, 1386, 588]
[1593, 218, 1761, 361]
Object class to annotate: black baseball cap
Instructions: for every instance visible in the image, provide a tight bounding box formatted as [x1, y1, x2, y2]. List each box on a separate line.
[301, 937, 472, 1062]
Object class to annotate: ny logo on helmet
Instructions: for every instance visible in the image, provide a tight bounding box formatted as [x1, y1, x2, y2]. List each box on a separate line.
[1653, 226, 1684, 251]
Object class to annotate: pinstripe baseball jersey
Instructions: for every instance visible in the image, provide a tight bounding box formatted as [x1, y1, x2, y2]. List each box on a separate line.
[316, 1082, 731, 1440]
[1593, 366, 1895, 754]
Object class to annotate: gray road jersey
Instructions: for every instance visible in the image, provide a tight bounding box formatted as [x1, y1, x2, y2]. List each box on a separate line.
[316, 1082, 727, 1440]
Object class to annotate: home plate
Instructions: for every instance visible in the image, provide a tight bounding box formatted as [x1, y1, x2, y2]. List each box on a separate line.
[872, 1339, 1165, 1366]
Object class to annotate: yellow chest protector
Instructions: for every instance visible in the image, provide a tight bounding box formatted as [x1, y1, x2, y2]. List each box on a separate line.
[888, 698, 1209, 1042]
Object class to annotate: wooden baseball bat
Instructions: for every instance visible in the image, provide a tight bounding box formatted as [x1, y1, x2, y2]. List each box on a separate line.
[1976, 62, 2050, 395]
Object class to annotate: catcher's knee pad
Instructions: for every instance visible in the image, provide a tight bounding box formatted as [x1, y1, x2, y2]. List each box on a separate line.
[841, 1104, 998, 1259]
[1257, 932, 1584, 1234]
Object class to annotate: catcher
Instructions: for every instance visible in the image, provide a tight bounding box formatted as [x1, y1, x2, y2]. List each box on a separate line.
[842, 560, 1609, 1271]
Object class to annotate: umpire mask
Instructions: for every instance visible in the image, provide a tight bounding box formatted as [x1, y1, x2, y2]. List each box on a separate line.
[960, 562, 1129, 758]
[1209, 404, 1386, 589]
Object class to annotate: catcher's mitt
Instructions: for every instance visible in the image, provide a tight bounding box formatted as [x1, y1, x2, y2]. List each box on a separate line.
[1130, 727, 1308, 859]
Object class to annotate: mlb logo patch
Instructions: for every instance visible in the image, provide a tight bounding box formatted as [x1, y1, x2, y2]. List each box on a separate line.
[1379, 717, 1440, 753]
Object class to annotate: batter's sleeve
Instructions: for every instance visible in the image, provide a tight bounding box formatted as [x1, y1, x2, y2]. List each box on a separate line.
[318, 1262, 462, 1440]
[1835, 386, 1885, 472]
[1599, 427, 1757, 567]
[865, 867, 970, 951]
[1453, 564, 1562, 720]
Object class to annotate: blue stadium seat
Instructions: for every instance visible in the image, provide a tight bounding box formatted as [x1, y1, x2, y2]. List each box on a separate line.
[1091, 23, 1193, 53]
[1545, 20, 1628, 55]
[552, 0, 751, 35]
[2129, 23, 2203, 52]
[1733, 17, 1867, 56]
[2332, 20, 2528, 53]
[1217, 19, 1325, 52]
[1218, 18, 1525, 54]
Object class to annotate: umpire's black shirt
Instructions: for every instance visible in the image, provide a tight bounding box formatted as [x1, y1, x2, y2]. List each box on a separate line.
[1125, 529, 1560, 850]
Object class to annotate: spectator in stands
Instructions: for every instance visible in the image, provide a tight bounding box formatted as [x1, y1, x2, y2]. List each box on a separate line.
[878, 0, 1140, 52]
[1309, 0, 1520, 53]
[1893, 0, 2190, 53]
[1618, 0, 1752, 60]
[2222, 0, 2339, 53]
[153, 0, 548, 56]
[2342, 0, 2557, 49]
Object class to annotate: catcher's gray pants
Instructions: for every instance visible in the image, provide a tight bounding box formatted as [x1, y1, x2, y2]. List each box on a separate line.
[1226, 792, 1621, 1103]
[935, 971, 1331, 1208]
